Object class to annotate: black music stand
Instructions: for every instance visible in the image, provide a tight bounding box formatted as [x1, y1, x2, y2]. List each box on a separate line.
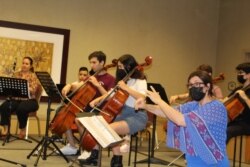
[26, 72, 69, 166]
[135, 83, 182, 167]
[0, 77, 32, 145]
[0, 76, 28, 167]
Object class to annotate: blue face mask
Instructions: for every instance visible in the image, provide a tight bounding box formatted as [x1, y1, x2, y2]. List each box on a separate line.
[189, 87, 205, 101]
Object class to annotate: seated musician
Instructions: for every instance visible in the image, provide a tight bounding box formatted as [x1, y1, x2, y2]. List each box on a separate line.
[58, 51, 115, 156]
[56, 66, 88, 154]
[75, 54, 148, 167]
[170, 64, 223, 104]
[135, 70, 229, 167]
[0, 56, 41, 139]
[226, 62, 250, 143]
[61, 66, 89, 97]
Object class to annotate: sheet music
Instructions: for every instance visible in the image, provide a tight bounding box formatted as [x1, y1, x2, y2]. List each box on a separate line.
[77, 115, 123, 148]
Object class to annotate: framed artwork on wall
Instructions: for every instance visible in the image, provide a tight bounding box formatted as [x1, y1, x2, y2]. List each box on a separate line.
[0, 20, 70, 100]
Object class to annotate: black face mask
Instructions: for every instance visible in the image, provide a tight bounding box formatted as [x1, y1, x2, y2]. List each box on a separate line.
[189, 87, 206, 101]
[116, 69, 127, 82]
[237, 75, 246, 84]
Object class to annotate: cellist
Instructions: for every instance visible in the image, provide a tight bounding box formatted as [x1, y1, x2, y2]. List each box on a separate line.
[76, 54, 148, 167]
[58, 51, 115, 156]
[61, 66, 89, 97]
[56, 66, 88, 155]
[226, 62, 250, 144]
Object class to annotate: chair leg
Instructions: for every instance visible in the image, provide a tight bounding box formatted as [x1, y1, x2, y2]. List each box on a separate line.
[239, 136, 243, 167]
[35, 116, 41, 137]
[128, 135, 133, 166]
[233, 137, 237, 167]
[146, 130, 151, 167]
[25, 118, 29, 139]
[23, 115, 41, 139]
[154, 129, 159, 150]
[134, 134, 138, 167]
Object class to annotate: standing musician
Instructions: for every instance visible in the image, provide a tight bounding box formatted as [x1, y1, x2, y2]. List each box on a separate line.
[58, 51, 115, 156]
[135, 70, 229, 167]
[76, 54, 148, 167]
[226, 62, 250, 143]
[0, 56, 41, 139]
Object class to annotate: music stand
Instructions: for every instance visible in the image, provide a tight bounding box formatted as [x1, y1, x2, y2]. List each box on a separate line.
[135, 83, 182, 166]
[0, 76, 28, 167]
[26, 72, 69, 166]
[0, 76, 32, 145]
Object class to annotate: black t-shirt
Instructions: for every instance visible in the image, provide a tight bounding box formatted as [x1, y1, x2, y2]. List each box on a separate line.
[227, 86, 250, 124]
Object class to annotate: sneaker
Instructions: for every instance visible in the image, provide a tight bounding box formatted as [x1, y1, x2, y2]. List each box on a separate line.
[78, 149, 98, 166]
[57, 144, 78, 155]
[77, 150, 91, 160]
[120, 135, 130, 153]
[120, 143, 130, 153]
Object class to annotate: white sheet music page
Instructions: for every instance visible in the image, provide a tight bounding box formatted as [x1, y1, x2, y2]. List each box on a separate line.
[77, 115, 123, 148]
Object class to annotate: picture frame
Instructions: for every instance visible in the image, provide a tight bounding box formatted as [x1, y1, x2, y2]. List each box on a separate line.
[0, 20, 70, 101]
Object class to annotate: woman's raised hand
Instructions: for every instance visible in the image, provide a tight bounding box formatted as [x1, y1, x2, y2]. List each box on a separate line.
[146, 86, 162, 105]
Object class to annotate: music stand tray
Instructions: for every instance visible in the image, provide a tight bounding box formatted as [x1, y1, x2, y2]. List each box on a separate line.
[26, 72, 69, 166]
[0, 76, 29, 167]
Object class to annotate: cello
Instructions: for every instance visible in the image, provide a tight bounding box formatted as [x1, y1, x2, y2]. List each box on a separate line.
[50, 60, 117, 135]
[224, 84, 250, 121]
[80, 56, 153, 151]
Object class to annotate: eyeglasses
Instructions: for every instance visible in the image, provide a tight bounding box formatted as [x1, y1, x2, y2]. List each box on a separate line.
[186, 82, 204, 88]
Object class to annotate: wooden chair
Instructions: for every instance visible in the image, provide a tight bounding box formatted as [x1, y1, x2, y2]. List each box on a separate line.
[232, 135, 250, 167]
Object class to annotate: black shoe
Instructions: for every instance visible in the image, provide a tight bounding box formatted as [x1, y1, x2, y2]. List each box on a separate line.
[111, 155, 123, 167]
[79, 149, 98, 166]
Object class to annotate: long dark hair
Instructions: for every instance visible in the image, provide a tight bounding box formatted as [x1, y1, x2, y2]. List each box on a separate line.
[24, 56, 34, 72]
[117, 54, 146, 80]
[187, 70, 213, 96]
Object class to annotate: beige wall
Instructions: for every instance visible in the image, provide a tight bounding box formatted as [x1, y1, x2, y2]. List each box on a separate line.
[0, 0, 220, 118]
[2, 0, 250, 161]
[217, 0, 250, 95]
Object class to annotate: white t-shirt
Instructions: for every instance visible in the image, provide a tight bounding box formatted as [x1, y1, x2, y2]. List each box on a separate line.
[125, 78, 147, 108]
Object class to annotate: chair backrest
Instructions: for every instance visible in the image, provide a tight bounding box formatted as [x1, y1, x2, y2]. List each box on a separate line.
[29, 84, 43, 116]
[35, 84, 43, 103]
